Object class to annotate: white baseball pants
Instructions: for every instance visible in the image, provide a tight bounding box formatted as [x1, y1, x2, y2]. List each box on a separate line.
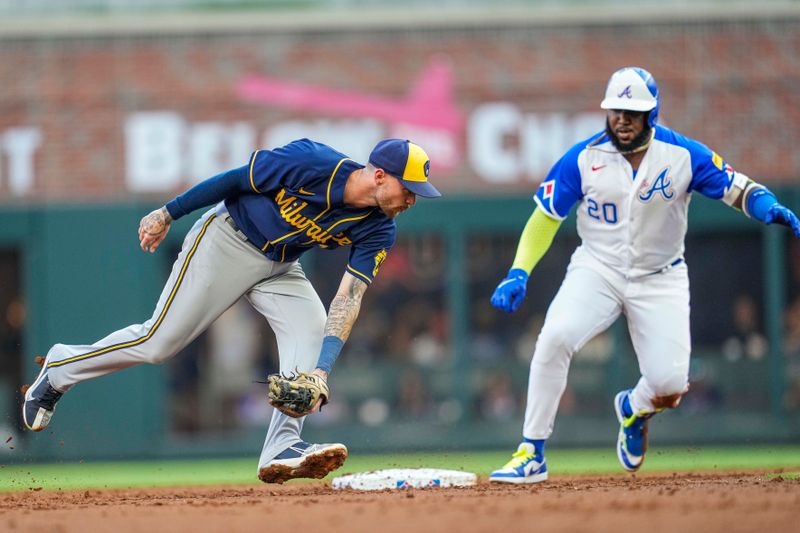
[523, 246, 691, 440]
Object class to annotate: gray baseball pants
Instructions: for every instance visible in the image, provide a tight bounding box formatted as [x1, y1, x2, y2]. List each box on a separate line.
[43, 204, 327, 471]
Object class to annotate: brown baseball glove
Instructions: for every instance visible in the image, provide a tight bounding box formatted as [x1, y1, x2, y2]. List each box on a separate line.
[267, 370, 329, 418]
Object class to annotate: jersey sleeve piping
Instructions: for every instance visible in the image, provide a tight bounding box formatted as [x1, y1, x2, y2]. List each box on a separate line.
[249, 150, 262, 193]
[346, 264, 372, 284]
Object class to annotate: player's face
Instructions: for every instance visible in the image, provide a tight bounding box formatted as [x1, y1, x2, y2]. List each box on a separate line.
[607, 109, 646, 146]
[376, 173, 417, 218]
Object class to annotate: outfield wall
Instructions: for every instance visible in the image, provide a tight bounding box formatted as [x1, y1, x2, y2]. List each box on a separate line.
[1, 7, 800, 204]
[1, 193, 798, 462]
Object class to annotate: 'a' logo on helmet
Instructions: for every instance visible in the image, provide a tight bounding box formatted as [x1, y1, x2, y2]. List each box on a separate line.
[617, 85, 633, 98]
[423, 160, 430, 177]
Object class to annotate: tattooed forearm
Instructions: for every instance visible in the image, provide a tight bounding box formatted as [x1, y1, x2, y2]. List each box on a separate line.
[324, 275, 368, 341]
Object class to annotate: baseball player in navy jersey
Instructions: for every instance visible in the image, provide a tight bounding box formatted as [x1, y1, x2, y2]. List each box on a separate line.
[489, 67, 800, 483]
[22, 137, 440, 483]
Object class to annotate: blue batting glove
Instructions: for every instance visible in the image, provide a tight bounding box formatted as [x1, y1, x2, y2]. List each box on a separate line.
[491, 268, 529, 313]
[765, 204, 800, 239]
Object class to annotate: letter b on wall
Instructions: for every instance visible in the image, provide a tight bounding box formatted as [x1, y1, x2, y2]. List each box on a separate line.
[125, 112, 184, 193]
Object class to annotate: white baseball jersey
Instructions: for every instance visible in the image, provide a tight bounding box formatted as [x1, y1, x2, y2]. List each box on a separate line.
[534, 125, 738, 277]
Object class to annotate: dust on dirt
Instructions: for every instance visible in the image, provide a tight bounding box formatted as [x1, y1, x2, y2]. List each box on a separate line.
[1, 470, 798, 533]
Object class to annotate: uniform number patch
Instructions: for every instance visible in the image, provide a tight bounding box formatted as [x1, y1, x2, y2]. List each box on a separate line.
[587, 199, 618, 224]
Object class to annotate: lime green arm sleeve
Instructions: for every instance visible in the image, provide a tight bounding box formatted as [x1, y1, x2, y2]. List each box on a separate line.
[510, 208, 562, 274]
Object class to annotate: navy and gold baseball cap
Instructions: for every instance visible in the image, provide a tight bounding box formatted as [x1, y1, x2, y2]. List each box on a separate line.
[369, 139, 441, 198]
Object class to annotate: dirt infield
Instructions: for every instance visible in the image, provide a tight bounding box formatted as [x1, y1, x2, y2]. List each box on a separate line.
[1, 471, 798, 532]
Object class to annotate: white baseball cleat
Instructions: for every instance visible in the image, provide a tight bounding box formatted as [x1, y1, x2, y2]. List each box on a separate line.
[614, 389, 655, 472]
[489, 442, 548, 484]
[258, 441, 348, 484]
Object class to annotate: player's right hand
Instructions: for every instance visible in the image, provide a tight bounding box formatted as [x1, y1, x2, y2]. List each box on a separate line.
[490, 268, 529, 313]
[138, 207, 172, 253]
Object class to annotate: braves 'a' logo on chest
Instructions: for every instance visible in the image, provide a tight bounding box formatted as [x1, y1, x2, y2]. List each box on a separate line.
[638, 167, 675, 202]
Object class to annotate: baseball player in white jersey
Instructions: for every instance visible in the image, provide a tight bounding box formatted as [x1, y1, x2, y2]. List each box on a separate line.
[488, 67, 800, 483]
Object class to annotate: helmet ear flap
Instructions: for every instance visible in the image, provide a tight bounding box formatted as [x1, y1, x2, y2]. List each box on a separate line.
[644, 110, 655, 128]
[647, 100, 660, 128]
[641, 69, 659, 127]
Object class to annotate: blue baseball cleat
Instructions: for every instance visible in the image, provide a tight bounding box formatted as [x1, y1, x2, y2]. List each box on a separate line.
[22, 356, 63, 432]
[259, 441, 348, 484]
[489, 442, 548, 484]
[614, 389, 655, 472]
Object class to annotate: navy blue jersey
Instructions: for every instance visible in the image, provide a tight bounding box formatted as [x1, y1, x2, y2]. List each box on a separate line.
[226, 139, 395, 284]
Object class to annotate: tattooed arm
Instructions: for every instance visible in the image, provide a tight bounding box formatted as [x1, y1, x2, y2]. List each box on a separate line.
[312, 272, 369, 381]
[325, 272, 369, 341]
[138, 206, 173, 253]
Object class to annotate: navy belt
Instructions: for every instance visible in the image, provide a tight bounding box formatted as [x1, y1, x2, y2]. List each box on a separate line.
[225, 216, 250, 244]
[648, 258, 683, 276]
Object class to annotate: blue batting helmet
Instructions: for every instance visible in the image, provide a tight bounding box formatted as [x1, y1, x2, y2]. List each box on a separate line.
[600, 67, 660, 128]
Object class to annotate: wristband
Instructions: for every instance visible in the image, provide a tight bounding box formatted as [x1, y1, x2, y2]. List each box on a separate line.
[746, 187, 777, 222]
[316, 336, 344, 374]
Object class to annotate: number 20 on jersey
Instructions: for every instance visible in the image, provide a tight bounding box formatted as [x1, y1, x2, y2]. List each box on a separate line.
[586, 199, 618, 224]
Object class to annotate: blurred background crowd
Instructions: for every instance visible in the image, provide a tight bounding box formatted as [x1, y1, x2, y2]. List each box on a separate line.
[158, 231, 800, 433]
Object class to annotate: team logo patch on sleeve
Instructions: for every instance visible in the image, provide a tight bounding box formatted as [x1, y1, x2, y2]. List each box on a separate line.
[541, 180, 555, 200]
[373, 249, 388, 277]
[538, 179, 557, 214]
[724, 163, 735, 182]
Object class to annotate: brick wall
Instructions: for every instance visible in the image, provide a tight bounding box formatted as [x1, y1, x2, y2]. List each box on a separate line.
[0, 17, 798, 201]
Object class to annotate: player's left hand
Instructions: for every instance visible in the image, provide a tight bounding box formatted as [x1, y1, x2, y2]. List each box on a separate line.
[765, 203, 800, 239]
[491, 268, 529, 313]
[267, 368, 329, 418]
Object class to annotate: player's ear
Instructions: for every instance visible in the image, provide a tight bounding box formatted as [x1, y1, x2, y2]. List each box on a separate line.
[373, 167, 388, 185]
